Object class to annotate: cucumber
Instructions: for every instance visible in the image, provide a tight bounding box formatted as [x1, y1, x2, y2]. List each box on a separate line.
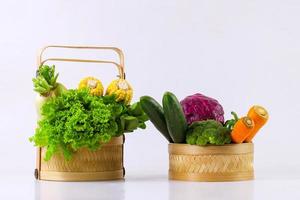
[140, 96, 173, 143]
[162, 92, 187, 143]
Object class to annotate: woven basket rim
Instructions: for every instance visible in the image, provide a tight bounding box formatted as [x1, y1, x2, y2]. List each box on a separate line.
[169, 142, 253, 155]
[40, 135, 124, 151]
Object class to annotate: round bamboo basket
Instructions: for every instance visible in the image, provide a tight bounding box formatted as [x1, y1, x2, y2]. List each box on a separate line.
[37, 136, 124, 181]
[169, 143, 254, 182]
[34, 45, 127, 181]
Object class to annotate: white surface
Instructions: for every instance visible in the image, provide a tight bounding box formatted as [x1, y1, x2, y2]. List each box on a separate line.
[2, 169, 300, 200]
[0, 0, 300, 199]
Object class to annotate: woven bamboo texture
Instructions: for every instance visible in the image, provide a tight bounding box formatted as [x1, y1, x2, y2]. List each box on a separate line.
[169, 143, 254, 182]
[38, 136, 124, 181]
[35, 45, 126, 181]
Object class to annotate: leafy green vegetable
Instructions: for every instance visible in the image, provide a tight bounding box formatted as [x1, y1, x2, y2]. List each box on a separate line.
[30, 89, 148, 161]
[224, 112, 239, 130]
[186, 120, 231, 146]
[33, 65, 59, 95]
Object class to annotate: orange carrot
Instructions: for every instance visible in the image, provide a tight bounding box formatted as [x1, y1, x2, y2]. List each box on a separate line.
[231, 117, 254, 143]
[245, 105, 269, 142]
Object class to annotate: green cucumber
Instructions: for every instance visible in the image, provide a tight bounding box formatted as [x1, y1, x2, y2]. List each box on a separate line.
[140, 96, 173, 143]
[162, 92, 187, 143]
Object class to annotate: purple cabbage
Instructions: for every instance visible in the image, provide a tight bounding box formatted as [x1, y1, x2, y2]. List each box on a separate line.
[180, 93, 224, 125]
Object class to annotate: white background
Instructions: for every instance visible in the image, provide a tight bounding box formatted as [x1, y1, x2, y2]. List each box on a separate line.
[0, 0, 300, 199]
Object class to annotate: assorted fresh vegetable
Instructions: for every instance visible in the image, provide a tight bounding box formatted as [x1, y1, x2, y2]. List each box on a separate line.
[230, 117, 254, 143]
[140, 96, 173, 142]
[33, 65, 67, 119]
[245, 105, 269, 142]
[106, 79, 133, 105]
[186, 120, 231, 146]
[180, 93, 225, 124]
[31, 66, 148, 161]
[141, 91, 269, 146]
[32, 64, 269, 159]
[162, 92, 188, 143]
[78, 77, 104, 96]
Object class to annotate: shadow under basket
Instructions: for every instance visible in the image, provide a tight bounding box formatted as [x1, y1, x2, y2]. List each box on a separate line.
[35, 136, 125, 181]
[168, 143, 254, 182]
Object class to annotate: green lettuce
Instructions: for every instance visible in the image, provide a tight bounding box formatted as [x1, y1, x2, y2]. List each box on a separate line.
[30, 89, 148, 161]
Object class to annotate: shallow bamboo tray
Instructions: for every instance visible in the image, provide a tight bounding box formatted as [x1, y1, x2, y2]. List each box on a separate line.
[169, 143, 254, 182]
[35, 136, 124, 181]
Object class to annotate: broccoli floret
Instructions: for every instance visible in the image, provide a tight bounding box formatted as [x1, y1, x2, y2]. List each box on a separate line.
[186, 120, 231, 146]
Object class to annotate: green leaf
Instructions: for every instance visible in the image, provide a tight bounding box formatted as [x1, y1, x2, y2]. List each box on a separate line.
[124, 116, 139, 131]
[138, 122, 146, 129]
[30, 89, 149, 161]
[129, 102, 144, 116]
[33, 65, 59, 95]
[137, 114, 149, 122]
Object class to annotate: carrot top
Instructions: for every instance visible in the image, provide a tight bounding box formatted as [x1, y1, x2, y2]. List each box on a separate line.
[224, 112, 239, 130]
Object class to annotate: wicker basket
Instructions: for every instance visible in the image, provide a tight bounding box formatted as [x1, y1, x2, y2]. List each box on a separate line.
[169, 143, 254, 182]
[36, 136, 124, 181]
[34, 45, 126, 181]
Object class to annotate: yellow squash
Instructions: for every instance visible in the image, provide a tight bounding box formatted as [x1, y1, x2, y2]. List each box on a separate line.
[106, 79, 133, 105]
[78, 77, 104, 96]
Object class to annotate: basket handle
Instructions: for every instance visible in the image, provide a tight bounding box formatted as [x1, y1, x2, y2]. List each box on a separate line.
[37, 45, 125, 79]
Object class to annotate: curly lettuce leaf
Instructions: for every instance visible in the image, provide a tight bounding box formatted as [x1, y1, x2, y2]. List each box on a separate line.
[30, 89, 148, 161]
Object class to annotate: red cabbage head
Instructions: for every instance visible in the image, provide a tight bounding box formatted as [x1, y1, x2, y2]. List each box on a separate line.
[180, 93, 224, 125]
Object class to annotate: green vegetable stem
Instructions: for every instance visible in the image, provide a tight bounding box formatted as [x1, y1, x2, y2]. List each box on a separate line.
[224, 112, 239, 130]
[33, 65, 59, 95]
[33, 65, 67, 119]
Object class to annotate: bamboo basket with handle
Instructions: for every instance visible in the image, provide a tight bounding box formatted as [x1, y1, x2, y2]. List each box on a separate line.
[169, 143, 254, 182]
[34, 45, 126, 181]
